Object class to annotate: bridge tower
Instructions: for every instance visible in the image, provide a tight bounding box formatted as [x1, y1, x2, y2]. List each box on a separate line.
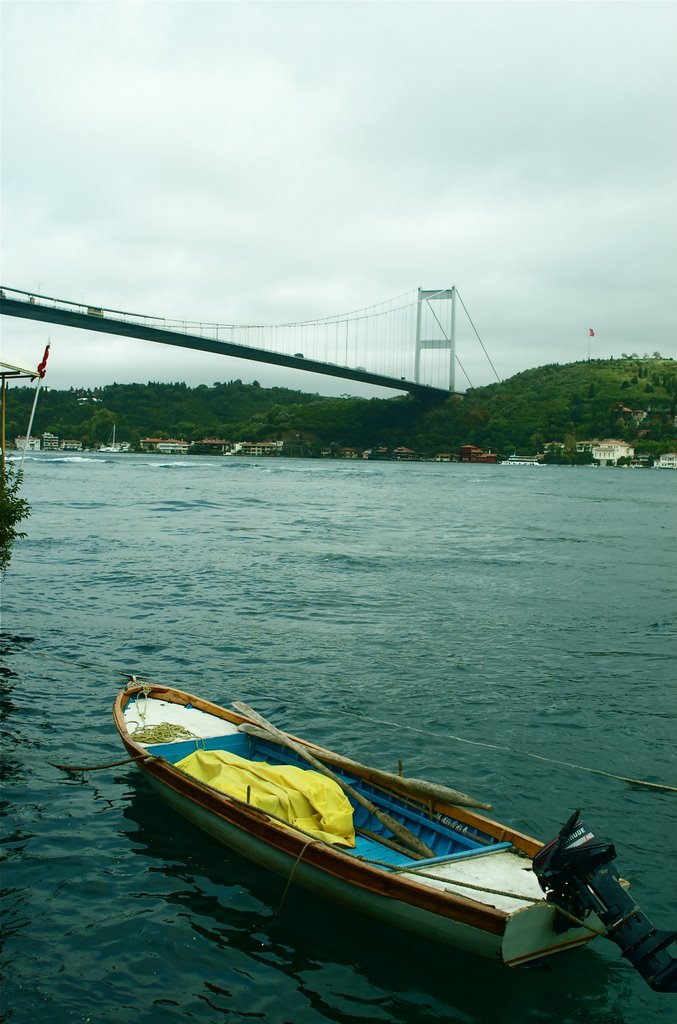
[414, 287, 456, 392]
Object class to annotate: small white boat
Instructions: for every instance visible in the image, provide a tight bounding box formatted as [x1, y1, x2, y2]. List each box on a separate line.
[112, 683, 677, 990]
[500, 455, 542, 466]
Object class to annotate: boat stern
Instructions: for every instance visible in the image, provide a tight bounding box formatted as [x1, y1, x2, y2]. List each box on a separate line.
[501, 900, 599, 968]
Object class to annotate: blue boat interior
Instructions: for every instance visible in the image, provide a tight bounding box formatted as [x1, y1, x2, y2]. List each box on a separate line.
[140, 711, 510, 870]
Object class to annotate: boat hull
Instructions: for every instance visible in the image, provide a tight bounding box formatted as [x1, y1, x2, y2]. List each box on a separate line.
[145, 770, 511, 960]
[113, 685, 599, 968]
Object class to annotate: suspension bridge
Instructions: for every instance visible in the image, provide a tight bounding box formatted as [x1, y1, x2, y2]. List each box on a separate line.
[0, 286, 497, 398]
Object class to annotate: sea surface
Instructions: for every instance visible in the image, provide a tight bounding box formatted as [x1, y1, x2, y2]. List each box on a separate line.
[1, 454, 676, 1024]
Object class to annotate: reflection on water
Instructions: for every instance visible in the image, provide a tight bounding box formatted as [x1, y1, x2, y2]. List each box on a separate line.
[118, 775, 624, 1024]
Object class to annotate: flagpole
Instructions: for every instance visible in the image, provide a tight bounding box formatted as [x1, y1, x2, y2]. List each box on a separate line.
[19, 377, 44, 473]
[19, 343, 50, 472]
[1, 377, 6, 478]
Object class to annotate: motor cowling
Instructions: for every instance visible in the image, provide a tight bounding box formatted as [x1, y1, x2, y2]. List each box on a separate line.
[533, 810, 677, 993]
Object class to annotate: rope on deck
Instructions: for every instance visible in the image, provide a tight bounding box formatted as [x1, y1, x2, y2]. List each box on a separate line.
[127, 722, 197, 744]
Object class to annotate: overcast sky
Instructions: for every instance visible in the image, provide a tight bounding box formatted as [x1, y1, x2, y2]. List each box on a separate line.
[2, 0, 676, 397]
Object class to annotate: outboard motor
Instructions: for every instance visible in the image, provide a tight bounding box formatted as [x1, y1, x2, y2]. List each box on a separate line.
[533, 810, 677, 993]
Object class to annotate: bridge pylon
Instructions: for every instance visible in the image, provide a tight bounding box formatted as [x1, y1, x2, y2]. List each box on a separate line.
[414, 287, 456, 392]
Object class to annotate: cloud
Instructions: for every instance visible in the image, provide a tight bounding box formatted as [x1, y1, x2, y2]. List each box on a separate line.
[2, 1, 676, 395]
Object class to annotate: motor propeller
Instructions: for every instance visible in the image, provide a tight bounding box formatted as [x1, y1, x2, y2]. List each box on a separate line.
[533, 810, 677, 993]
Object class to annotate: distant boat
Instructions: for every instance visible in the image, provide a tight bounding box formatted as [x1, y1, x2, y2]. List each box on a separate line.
[111, 683, 677, 990]
[500, 455, 541, 466]
[97, 425, 129, 453]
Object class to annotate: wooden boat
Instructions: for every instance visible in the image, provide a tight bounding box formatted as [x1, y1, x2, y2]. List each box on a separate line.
[113, 683, 677, 989]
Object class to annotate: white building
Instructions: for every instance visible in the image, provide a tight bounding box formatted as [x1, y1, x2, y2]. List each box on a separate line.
[156, 440, 191, 455]
[41, 432, 60, 451]
[654, 452, 677, 469]
[15, 436, 41, 451]
[232, 441, 283, 456]
[140, 437, 191, 454]
[592, 440, 634, 466]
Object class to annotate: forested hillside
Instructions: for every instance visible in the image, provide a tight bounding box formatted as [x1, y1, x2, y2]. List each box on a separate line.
[5, 357, 676, 457]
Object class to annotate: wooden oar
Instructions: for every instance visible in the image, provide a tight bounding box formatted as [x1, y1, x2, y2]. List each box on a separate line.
[231, 702, 435, 859]
[238, 722, 491, 811]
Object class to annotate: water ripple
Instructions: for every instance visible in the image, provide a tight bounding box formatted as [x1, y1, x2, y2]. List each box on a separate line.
[1, 458, 675, 1024]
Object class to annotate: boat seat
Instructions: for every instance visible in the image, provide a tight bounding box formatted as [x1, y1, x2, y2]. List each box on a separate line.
[350, 834, 513, 870]
[351, 833, 413, 866]
[145, 732, 251, 763]
[396, 842, 513, 870]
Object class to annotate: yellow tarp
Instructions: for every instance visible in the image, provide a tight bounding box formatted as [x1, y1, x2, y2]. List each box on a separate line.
[175, 749, 356, 848]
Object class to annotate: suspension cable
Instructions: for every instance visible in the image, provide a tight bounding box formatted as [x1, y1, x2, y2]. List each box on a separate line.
[456, 290, 502, 384]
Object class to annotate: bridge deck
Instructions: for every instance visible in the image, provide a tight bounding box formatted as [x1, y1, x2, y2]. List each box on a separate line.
[0, 293, 453, 400]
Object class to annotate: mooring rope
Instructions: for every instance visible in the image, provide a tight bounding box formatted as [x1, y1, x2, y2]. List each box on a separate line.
[276, 838, 322, 913]
[50, 753, 152, 772]
[10, 646, 676, 793]
[167, 784, 572, 920]
[338, 709, 677, 794]
[49, 748, 604, 934]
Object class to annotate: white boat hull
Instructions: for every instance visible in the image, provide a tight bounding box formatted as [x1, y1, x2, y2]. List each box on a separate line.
[148, 773, 598, 964]
[115, 686, 600, 968]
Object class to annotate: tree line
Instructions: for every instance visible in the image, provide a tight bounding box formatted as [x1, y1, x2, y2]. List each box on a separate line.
[4, 357, 676, 459]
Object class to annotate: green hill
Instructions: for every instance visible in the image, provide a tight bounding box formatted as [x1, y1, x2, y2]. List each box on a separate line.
[4, 357, 676, 458]
[455, 357, 677, 456]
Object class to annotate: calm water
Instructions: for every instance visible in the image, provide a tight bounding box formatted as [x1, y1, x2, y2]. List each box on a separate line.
[1, 454, 676, 1024]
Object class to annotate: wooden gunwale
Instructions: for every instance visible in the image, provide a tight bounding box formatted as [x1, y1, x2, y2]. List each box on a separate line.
[113, 685, 541, 936]
[115, 686, 542, 852]
[147, 755, 509, 932]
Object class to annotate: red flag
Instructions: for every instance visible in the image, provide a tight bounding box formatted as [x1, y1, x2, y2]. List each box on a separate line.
[37, 344, 50, 377]
[589, 328, 595, 337]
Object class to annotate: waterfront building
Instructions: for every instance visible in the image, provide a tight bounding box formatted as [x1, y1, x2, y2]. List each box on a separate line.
[392, 446, 416, 461]
[191, 438, 231, 454]
[140, 438, 191, 454]
[459, 445, 497, 463]
[232, 441, 283, 457]
[41, 432, 60, 451]
[592, 440, 634, 466]
[14, 436, 40, 451]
